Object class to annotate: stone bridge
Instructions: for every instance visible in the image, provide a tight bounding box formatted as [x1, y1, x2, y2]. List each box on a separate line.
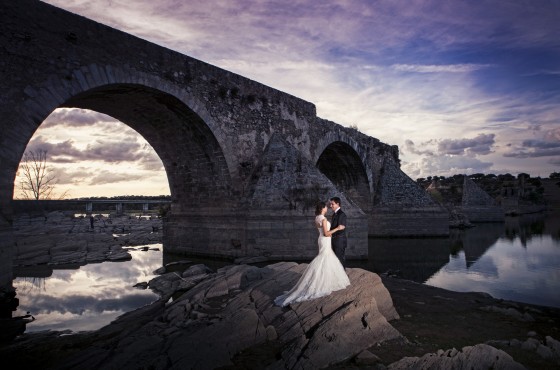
[0, 0, 448, 286]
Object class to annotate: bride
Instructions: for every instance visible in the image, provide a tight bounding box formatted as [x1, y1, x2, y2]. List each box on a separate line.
[274, 201, 351, 307]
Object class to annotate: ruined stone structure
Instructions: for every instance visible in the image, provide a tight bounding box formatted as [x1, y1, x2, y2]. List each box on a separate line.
[461, 177, 504, 222]
[0, 0, 449, 287]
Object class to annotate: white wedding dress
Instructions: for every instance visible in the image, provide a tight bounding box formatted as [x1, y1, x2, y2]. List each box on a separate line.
[274, 215, 351, 307]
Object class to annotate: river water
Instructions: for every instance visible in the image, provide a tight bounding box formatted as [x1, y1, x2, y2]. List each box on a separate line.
[12, 212, 560, 333]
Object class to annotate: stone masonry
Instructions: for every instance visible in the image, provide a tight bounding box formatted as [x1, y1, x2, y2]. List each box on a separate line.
[462, 176, 504, 222]
[0, 0, 449, 287]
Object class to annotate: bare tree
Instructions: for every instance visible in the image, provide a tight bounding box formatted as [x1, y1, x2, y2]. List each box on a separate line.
[17, 149, 68, 200]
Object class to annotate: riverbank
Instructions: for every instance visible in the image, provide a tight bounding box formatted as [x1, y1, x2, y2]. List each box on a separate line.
[372, 276, 560, 369]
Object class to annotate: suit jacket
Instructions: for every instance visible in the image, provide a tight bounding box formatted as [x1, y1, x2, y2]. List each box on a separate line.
[330, 209, 347, 238]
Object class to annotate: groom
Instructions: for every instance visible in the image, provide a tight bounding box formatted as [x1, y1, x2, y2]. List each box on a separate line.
[329, 197, 347, 265]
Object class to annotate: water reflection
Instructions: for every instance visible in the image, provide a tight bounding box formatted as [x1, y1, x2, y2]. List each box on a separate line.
[347, 238, 450, 282]
[452, 223, 503, 268]
[354, 212, 560, 308]
[426, 234, 560, 308]
[13, 248, 161, 333]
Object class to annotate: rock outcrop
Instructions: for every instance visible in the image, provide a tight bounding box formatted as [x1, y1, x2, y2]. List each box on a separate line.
[52, 263, 401, 369]
[387, 343, 526, 370]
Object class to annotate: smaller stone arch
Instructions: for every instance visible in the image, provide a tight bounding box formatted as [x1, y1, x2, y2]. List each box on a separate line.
[315, 135, 372, 213]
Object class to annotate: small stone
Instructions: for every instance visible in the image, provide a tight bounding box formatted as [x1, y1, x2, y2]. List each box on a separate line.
[266, 325, 278, 341]
[536, 344, 554, 359]
[133, 282, 148, 289]
[545, 336, 560, 355]
[355, 350, 381, 365]
[521, 338, 540, 351]
[153, 266, 166, 274]
[510, 339, 522, 347]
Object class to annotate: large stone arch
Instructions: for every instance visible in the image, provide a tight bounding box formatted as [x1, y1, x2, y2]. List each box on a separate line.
[315, 134, 373, 213]
[0, 65, 244, 269]
[4, 65, 237, 212]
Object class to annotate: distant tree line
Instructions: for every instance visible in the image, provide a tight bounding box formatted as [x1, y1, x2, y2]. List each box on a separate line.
[416, 172, 549, 205]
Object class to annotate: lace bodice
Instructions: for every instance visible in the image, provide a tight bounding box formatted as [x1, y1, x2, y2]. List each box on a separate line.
[315, 215, 330, 236]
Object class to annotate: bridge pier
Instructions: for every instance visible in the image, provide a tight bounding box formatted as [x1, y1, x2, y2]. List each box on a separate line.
[0, 216, 14, 290]
[163, 210, 368, 261]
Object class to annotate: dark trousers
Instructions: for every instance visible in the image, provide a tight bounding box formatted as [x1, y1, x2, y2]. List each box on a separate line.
[332, 235, 347, 266]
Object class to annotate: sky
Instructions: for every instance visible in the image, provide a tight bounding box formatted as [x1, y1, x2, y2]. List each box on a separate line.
[16, 0, 560, 198]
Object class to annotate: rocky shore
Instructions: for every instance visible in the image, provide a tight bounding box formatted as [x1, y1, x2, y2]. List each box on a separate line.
[1, 259, 559, 369]
[12, 211, 162, 267]
[2, 212, 560, 369]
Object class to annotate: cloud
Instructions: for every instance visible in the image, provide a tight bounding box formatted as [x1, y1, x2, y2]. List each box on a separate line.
[404, 134, 495, 158]
[544, 128, 560, 142]
[25, 136, 83, 161]
[41, 108, 116, 128]
[51, 167, 92, 185]
[437, 134, 495, 156]
[25, 134, 151, 164]
[504, 147, 560, 159]
[392, 64, 492, 73]
[404, 139, 435, 156]
[88, 171, 145, 185]
[402, 155, 494, 180]
[504, 130, 560, 158]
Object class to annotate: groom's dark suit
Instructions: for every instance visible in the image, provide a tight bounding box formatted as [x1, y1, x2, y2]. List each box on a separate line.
[330, 209, 347, 265]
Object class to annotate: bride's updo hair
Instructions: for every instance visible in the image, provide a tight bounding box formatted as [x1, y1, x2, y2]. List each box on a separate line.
[315, 201, 326, 215]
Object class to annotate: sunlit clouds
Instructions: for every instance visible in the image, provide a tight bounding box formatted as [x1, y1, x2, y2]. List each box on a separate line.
[32, 0, 560, 196]
[15, 108, 169, 198]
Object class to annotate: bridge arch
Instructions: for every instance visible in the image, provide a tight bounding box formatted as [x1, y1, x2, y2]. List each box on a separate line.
[314, 133, 373, 213]
[6, 64, 237, 212]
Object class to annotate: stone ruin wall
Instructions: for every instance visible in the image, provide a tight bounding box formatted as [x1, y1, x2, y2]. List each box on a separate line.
[461, 177, 504, 222]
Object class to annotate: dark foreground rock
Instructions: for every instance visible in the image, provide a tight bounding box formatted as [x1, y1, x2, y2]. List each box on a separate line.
[1, 263, 559, 369]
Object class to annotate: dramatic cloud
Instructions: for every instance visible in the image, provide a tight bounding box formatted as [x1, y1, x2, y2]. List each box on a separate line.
[504, 128, 560, 159]
[26, 135, 150, 163]
[403, 155, 494, 180]
[437, 134, 496, 156]
[41, 109, 115, 128]
[404, 139, 435, 156]
[404, 134, 495, 159]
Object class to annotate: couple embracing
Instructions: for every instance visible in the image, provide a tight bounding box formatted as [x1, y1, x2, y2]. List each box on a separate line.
[274, 197, 351, 307]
